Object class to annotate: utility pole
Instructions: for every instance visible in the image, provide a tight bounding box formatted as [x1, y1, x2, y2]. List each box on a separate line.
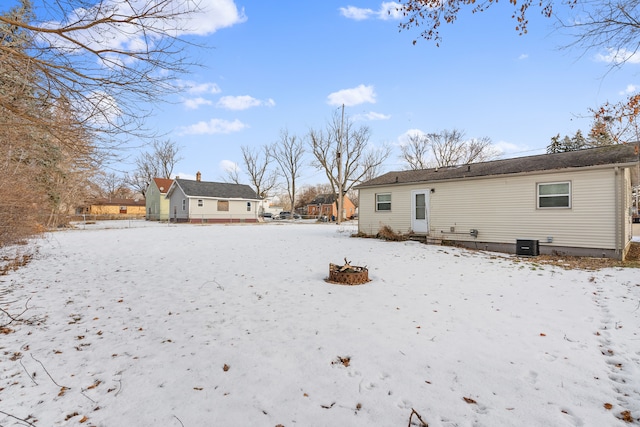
[337, 104, 344, 225]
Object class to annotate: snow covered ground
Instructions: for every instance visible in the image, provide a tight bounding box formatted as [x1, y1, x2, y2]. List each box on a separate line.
[1, 220, 639, 426]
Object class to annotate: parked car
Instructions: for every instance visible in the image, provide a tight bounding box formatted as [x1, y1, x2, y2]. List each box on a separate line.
[261, 212, 273, 219]
[277, 211, 301, 220]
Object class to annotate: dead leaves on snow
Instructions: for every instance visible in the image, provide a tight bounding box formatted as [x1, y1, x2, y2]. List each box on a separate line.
[605, 404, 636, 424]
[64, 412, 88, 423]
[331, 356, 351, 367]
[619, 410, 634, 423]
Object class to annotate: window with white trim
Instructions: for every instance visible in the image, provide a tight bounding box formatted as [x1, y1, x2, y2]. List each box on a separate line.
[182, 199, 186, 211]
[537, 182, 571, 208]
[198, 199, 203, 207]
[247, 202, 251, 211]
[376, 193, 391, 211]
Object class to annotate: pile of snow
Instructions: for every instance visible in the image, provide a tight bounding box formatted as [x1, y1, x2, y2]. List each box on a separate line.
[1, 221, 639, 426]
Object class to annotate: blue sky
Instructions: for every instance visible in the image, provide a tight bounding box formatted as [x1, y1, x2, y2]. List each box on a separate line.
[25, 0, 640, 186]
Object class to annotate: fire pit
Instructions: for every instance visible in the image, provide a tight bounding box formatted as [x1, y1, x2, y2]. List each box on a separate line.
[327, 258, 370, 285]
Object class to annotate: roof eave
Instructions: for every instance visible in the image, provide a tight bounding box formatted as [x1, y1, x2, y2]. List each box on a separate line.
[357, 160, 639, 189]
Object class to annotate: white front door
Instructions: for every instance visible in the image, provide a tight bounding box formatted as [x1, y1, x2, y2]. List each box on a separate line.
[411, 190, 429, 233]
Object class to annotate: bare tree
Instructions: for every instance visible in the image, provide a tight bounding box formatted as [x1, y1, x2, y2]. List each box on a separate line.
[128, 140, 182, 196]
[309, 110, 391, 222]
[400, 133, 431, 170]
[464, 136, 500, 163]
[96, 172, 131, 199]
[0, 0, 213, 243]
[430, 130, 499, 167]
[1, 0, 206, 148]
[241, 145, 277, 198]
[222, 163, 242, 185]
[591, 94, 640, 144]
[430, 129, 468, 167]
[271, 129, 306, 216]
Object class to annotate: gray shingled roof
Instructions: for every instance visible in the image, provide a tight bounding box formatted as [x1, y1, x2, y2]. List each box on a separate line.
[309, 194, 338, 205]
[357, 144, 639, 188]
[174, 179, 259, 199]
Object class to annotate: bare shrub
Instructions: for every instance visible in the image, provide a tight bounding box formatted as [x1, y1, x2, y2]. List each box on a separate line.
[376, 225, 408, 241]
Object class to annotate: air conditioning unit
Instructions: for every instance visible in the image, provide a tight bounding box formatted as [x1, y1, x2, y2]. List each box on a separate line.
[516, 239, 539, 256]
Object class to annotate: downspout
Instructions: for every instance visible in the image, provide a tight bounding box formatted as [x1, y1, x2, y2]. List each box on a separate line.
[614, 166, 621, 256]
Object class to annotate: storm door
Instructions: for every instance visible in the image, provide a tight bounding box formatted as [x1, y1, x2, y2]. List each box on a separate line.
[411, 190, 429, 233]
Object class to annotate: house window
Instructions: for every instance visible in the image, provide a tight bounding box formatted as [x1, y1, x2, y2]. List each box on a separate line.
[198, 199, 203, 207]
[376, 193, 391, 211]
[538, 182, 571, 208]
[218, 200, 229, 211]
[247, 202, 251, 211]
[182, 199, 186, 211]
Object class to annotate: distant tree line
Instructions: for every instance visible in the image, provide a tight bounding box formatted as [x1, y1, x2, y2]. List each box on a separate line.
[546, 128, 616, 154]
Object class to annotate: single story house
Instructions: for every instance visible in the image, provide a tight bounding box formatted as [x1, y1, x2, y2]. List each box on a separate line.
[356, 144, 639, 259]
[166, 173, 261, 223]
[307, 193, 357, 220]
[76, 198, 146, 217]
[145, 177, 174, 221]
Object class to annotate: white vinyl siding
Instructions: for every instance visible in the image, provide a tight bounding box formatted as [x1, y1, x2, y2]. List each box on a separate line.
[168, 186, 258, 222]
[359, 168, 622, 250]
[189, 197, 257, 221]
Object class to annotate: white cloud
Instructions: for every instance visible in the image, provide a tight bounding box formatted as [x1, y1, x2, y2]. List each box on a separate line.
[182, 81, 222, 95]
[340, 2, 402, 20]
[339, 6, 375, 20]
[595, 48, 640, 65]
[183, 97, 214, 110]
[491, 140, 540, 157]
[41, 0, 246, 58]
[620, 84, 638, 95]
[327, 84, 376, 107]
[179, 118, 248, 135]
[178, 81, 221, 109]
[353, 111, 391, 121]
[176, 0, 247, 36]
[518, 53, 529, 60]
[396, 128, 426, 146]
[219, 160, 240, 173]
[216, 95, 276, 110]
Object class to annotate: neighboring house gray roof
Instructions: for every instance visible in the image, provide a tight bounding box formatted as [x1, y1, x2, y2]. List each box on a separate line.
[172, 179, 259, 199]
[309, 194, 338, 205]
[357, 144, 639, 188]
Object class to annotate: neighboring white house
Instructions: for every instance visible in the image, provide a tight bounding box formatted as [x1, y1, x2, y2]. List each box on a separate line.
[166, 173, 261, 223]
[356, 144, 639, 260]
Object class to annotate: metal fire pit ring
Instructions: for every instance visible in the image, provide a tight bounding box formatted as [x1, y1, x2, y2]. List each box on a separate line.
[327, 263, 370, 285]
